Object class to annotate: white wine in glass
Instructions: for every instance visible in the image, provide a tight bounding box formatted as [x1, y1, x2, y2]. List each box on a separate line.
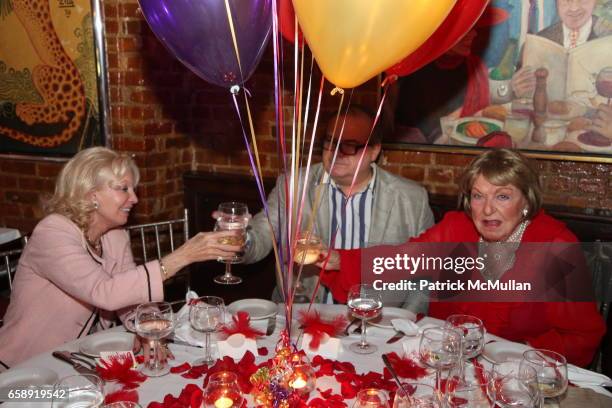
[214, 202, 249, 285]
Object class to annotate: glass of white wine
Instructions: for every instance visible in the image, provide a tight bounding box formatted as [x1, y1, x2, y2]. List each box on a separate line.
[520, 349, 568, 401]
[214, 202, 249, 285]
[347, 284, 383, 354]
[135, 301, 174, 377]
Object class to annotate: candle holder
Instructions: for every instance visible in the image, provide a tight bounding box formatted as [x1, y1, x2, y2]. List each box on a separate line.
[203, 371, 243, 408]
[288, 363, 316, 395]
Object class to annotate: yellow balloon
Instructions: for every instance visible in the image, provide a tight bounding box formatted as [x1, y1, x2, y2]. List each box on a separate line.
[292, 0, 457, 89]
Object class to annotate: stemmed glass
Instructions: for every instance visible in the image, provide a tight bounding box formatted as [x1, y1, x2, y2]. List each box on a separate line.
[51, 374, 105, 408]
[595, 66, 612, 105]
[445, 314, 486, 360]
[487, 361, 542, 408]
[189, 296, 225, 365]
[135, 301, 175, 377]
[353, 388, 389, 408]
[393, 383, 441, 408]
[203, 371, 244, 408]
[520, 349, 568, 402]
[347, 284, 383, 354]
[292, 232, 322, 303]
[419, 327, 463, 391]
[214, 202, 249, 285]
[444, 361, 492, 407]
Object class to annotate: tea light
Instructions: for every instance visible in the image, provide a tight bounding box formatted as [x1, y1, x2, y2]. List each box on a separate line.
[289, 364, 315, 394]
[214, 396, 234, 408]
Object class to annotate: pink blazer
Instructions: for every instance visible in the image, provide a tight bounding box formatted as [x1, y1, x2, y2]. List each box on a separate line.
[0, 214, 164, 367]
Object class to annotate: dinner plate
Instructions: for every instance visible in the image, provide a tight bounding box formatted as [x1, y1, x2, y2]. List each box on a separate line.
[451, 117, 503, 145]
[227, 298, 277, 320]
[482, 341, 530, 364]
[566, 130, 612, 153]
[0, 367, 59, 388]
[369, 307, 416, 329]
[79, 331, 136, 357]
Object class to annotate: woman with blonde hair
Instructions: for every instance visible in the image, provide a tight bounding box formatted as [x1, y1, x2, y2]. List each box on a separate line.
[0, 147, 240, 368]
[319, 149, 605, 366]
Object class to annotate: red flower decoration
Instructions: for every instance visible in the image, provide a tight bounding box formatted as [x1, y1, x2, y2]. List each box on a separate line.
[204, 351, 261, 394]
[96, 353, 147, 389]
[105, 388, 139, 404]
[170, 363, 191, 374]
[257, 347, 269, 356]
[221, 311, 264, 339]
[298, 311, 347, 350]
[382, 352, 428, 380]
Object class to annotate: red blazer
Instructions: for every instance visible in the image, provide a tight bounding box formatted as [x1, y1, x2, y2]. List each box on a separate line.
[323, 211, 605, 367]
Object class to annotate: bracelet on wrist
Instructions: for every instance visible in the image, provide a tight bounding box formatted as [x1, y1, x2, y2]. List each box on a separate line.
[159, 259, 169, 280]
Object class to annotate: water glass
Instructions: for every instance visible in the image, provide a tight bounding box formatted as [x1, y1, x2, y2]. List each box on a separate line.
[190, 296, 225, 365]
[444, 361, 492, 407]
[487, 361, 542, 408]
[393, 383, 441, 408]
[520, 349, 568, 399]
[347, 284, 383, 354]
[353, 388, 389, 408]
[419, 327, 463, 390]
[214, 202, 249, 285]
[445, 314, 485, 360]
[135, 301, 174, 377]
[52, 374, 104, 408]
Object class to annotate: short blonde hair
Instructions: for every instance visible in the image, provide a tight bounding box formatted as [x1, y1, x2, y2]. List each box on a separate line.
[44, 147, 140, 231]
[458, 149, 542, 219]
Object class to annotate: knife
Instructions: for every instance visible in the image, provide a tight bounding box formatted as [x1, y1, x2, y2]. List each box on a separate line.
[166, 338, 203, 348]
[386, 330, 405, 344]
[52, 351, 98, 376]
[266, 316, 276, 336]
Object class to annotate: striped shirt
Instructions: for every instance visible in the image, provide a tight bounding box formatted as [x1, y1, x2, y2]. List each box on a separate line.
[327, 165, 377, 250]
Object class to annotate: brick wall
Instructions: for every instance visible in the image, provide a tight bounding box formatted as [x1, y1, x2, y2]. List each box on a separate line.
[1, 0, 611, 233]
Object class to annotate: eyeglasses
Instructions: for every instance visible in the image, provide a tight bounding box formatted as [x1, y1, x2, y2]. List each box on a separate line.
[558, 0, 591, 6]
[322, 137, 367, 156]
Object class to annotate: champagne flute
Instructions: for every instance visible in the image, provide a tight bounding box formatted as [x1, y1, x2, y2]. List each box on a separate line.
[203, 371, 244, 408]
[393, 383, 441, 408]
[189, 296, 225, 365]
[487, 361, 542, 408]
[347, 283, 383, 354]
[445, 314, 485, 360]
[595, 66, 612, 105]
[353, 388, 389, 408]
[51, 374, 104, 408]
[520, 349, 568, 401]
[214, 202, 249, 285]
[135, 301, 174, 377]
[419, 327, 463, 391]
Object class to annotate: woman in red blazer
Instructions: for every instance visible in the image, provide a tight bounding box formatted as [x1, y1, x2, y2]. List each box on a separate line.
[0, 147, 241, 368]
[319, 149, 605, 367]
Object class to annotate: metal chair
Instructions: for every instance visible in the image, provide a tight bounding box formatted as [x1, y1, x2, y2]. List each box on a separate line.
[125, 209, 190, 290]
[0, 236, 28, 326]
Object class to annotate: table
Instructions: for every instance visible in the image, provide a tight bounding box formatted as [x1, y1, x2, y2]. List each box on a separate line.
[2, 303, 611, 407]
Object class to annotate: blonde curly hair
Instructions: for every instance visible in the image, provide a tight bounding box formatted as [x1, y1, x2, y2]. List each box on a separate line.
[44, 147, 140, 231]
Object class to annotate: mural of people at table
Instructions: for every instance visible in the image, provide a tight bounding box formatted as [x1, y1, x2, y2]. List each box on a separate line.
[391, 0, 612, 155]
[0, 0, 103, 156]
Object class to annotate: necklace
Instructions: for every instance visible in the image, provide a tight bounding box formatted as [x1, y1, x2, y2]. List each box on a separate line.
[85, 234, 103, 256]
[478, 220, 529, 280]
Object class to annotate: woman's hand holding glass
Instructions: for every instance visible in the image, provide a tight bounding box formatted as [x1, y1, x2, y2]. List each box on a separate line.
[213, 202, 249, 285]
[189, 296, 225, 365]
[134, 301, 175, 377]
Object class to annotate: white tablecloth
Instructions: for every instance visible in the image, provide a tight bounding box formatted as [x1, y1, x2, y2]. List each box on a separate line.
[2, 303, 610, 407]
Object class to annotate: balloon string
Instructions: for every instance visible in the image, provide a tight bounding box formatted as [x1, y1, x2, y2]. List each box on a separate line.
[223, 0, 244, 81]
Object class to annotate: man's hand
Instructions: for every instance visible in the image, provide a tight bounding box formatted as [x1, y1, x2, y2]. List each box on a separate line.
[589, 103, 612, 138]
[511, 66, 536, 98]
[315, 249, 340, 271]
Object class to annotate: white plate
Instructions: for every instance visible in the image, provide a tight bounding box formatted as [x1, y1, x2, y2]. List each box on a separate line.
[369, 307, 416, 329]
[227, 299, 277, 320]
[482, 341, 530, 363]
[451, 117, 504, 145]
[79, 331, 136, 357]
[0, 367, 59, 388]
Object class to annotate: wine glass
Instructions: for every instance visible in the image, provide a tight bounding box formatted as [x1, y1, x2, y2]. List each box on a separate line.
[292, 231, 321, 303]
[520, 349, 568, 401]
[51, 374, 104, 408]
[203, 371, 244, 408]
[134, 301, 174, 377]
[419, 327, 463, 391]
[103, 403, 142, 408]
[445, 314, 485, 360]
[393, 383, 441, 408]
[595, 66, 612, 105]
[214, 202, 249, 285]
[189, 296, 225, 365]
[347, 283, 383, 354]
[487, 361, 542, 408]
[444, 361, 492, 407]
[353, 388, 389, 408]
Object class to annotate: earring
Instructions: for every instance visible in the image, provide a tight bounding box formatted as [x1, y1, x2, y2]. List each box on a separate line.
[93, 201, 99, 210]
[522, 208, 528, 217]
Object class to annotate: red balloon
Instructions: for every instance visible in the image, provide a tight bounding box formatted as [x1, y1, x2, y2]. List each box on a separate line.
[386, 0, 489, 77]
[279, 0, 303, 45]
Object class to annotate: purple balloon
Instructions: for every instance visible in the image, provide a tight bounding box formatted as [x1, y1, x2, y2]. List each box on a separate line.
[139, 0, 272, 88]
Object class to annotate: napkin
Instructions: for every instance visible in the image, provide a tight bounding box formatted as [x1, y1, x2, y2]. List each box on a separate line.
[568, 365, 612, 387]
[391, 319, 420, 336]
[217, 333, 258, 360]
[301, 333, 341, 360]
[174, 291, 205, 346]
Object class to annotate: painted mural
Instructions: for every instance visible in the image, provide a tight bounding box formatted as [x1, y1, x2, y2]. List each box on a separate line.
[390, 0, 612, 156]
[0, 0, 103, 157]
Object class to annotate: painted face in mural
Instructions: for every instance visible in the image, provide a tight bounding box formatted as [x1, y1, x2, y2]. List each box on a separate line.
[557, 0, 597, 31]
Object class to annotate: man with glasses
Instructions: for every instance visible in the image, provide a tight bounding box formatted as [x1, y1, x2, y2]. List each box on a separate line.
[243, 105, 434, 310]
